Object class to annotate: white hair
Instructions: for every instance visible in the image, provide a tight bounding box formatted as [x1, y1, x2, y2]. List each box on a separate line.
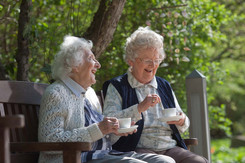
[51, 35, 93, 80]
[125, 26, 165, 65]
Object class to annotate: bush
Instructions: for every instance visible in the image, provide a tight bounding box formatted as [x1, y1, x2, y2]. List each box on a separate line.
[211, 138, 245, 163]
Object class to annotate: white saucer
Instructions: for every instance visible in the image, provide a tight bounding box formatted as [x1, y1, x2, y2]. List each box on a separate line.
[118, 125, 138, 133]
[159, 115, 182, 122]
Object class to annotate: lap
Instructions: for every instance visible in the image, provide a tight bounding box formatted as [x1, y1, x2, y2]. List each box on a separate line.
[131, 152, 175, 163]
[86, 154, 145, 163]
[135, 147, 209, 163]
[86, 151, 175, 163]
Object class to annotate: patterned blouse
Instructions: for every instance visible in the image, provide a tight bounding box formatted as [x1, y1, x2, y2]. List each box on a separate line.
[103, 69, 190, 151]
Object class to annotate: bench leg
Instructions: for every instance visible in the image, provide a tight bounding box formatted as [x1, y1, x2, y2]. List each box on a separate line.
[0, 128, 10, 163]
[63, 150, 80, 163]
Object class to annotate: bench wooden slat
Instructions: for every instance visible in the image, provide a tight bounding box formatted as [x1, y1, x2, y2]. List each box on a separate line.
[11, 153, 39, 163]
[11, 142, 91, 152]
[0, 81, 47, 105]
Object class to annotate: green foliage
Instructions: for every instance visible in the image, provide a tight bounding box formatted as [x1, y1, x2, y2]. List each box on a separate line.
[209, 104, 232, 137]
[210, 59, 245, 136]
[27, 0, 100, 83]
[0, 0, 99, 82]
[207, 0, 245, 138]
[211, 138, 245, 163]
[1, 0, 244, 138]
[97, 0, 234, 136]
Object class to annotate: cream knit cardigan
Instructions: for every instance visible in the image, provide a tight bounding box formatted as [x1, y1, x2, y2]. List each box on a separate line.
[38, 80, 103, 163]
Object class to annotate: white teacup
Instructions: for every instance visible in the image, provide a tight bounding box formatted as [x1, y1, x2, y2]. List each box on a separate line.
[162, 108, 177, 117]
[118, 118, 131, 128]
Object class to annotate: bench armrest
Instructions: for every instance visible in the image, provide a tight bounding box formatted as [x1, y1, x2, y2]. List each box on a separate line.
[10, 142, 91, 163]
[0, 115, 25, 128]
[184, 138, 198, 150]
[10, 142, 91, 152]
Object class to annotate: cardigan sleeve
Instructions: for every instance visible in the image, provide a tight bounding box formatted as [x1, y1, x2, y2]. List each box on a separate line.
[171, 90, 190, 133]
[38, 84, 103, 143]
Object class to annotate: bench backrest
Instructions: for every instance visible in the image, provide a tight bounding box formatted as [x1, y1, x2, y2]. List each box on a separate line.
[0, 80, 106, 163]
[0, 80, 48, 162]
[0, 80, 105, 141]
[0, 80, 48, 142]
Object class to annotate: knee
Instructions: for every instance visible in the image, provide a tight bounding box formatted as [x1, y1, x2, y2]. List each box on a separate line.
[202, 157, 209, 163]
[160, 155, 175, 163]
[183, 155, 209, 163]
[197, 155, 209, 163]
[168, 157, 176, 163]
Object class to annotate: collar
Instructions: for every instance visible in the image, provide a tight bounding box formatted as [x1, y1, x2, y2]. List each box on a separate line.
[60, 76, 86, 97]
[127, 68, 158, 89]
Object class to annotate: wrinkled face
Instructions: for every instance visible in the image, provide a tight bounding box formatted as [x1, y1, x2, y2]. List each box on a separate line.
[73, 49, 101, 89]
[129, 47, 161, 84]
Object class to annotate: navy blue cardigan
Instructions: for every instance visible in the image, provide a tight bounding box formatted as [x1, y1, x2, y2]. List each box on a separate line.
[103, 74, 187, 151]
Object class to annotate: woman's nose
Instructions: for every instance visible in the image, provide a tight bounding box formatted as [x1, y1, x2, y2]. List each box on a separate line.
[95, 60, 101, 69]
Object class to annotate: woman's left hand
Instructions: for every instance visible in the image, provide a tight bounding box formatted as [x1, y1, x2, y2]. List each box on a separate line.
[167, 112, 186, 126]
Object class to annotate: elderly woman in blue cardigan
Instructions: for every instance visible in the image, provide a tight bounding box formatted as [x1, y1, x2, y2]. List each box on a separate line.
[103, 27, 208, 163]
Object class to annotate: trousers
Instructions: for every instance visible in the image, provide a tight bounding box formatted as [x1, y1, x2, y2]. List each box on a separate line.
[135, 147, 209, 163]
[86, 151, 175, 163]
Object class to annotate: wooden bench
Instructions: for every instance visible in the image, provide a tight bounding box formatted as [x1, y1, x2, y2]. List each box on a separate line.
[0, 80, 197, 163]
[0, 115, 25, 163]
[0, 80, 91, 163]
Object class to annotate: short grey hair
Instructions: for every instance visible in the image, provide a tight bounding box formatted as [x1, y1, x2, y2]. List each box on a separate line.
[125, 26, 165, 65]
[51, 35, 93, 80]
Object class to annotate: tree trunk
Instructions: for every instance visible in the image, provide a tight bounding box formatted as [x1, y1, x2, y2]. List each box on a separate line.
[83, 0, 126, 58]
[0, 60, 8, 80]
[16, 0, 32, 81]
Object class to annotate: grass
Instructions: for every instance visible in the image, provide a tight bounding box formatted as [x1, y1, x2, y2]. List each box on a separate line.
[211, 138, 245, 163]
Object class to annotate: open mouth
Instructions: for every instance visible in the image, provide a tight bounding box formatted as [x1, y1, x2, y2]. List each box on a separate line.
[145, 69, 153, 73]
[91, 69, 97, 74]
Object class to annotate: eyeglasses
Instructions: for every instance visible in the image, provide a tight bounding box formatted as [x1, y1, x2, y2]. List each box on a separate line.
[137, 58, 162, 65]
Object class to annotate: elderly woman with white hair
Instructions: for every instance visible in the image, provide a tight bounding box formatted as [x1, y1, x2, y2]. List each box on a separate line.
[38, 35, 175, 163]
[103, 27, 208, 163]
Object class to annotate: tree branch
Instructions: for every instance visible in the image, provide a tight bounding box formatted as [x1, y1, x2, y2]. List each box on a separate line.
[147, 4, 188, 11]
[83, 0, 126, 58]
[212, 46, 231, 61]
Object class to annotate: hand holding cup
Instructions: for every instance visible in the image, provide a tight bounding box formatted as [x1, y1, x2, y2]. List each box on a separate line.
[115, 118, 138, 136]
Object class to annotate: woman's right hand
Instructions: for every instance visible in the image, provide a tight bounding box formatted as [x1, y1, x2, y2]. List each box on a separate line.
[98, 117, 119, 135]
[137, 94, 160, 113]
[114, 121, 137, 137]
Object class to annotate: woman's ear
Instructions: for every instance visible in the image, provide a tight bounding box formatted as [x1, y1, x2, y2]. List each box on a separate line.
[128, 59, 134, 67]
[71, 66, 79, 73]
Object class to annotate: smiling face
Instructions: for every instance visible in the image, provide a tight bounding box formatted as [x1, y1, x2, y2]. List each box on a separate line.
[129, 47, 161, 84]
[71, 49, 101, 89]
